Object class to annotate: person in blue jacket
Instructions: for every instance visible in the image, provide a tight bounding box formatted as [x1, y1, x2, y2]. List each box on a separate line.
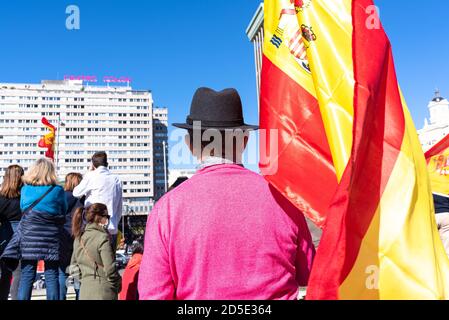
[1, 158, 67, 300]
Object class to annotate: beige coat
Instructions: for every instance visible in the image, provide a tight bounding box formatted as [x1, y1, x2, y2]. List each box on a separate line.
[71, 223, 121, 300]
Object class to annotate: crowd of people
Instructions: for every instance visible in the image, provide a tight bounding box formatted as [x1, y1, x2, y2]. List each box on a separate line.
[0, 152, 144, 300]
[0, 87, 319, 301]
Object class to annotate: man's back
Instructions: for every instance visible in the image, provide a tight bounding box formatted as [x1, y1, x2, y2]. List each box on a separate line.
[139, 164, 315, 300]
[73, 166, 123, 235]
[85, 168, 120, 201]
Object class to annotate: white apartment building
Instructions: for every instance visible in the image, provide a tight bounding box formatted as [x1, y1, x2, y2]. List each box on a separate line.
[0, 79, 156, 215]
[418, 90, 449, 151]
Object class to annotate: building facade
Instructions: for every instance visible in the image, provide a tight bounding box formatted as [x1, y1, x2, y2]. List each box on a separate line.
[0, 79, 160, 215]
[153, 107, 169, 200]
[418, 90, 449, 151]
[246, 3, 264, 106]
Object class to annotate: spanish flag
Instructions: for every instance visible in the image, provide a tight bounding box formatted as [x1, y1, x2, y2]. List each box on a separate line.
[38, 117, 57, 160]
[261, 0, 449, 299]
[425, 134, 449, 196]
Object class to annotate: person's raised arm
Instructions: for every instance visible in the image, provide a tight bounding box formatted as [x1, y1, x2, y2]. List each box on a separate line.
[72, 172, 91, 198]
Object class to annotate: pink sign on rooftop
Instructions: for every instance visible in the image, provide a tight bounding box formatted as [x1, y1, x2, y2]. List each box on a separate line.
[64, 75, 98, 82]
[103, 76, 132, 84]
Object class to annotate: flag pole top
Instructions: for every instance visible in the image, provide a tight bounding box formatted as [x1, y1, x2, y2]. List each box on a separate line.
[435, 88, 440, 98]
[432, 88, 445, 103]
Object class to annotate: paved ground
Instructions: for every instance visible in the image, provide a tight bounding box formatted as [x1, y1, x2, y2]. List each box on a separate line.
[24, 256, 309, 301]
[31, 287, 77, 300]
[30, 269, 125, 300]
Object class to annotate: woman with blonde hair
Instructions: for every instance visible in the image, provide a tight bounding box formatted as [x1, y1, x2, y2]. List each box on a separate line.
[0, 165, 24, 300]
[1, 158, 67, 300]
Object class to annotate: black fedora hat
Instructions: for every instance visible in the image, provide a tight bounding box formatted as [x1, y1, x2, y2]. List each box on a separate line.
[173, 87, 259, 131]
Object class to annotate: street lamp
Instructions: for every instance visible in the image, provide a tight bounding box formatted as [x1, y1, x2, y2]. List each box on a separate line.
[55, 112, 65, 172]
[122, 204, 129, 237]
[163, 140, 168, 193]
[128, 209, 135, 234]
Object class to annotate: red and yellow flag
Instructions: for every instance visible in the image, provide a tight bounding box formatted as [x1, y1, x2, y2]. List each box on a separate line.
[38, 117, 57, 160]
[425, 134, 449, 196]
[261, 0, 449, 299]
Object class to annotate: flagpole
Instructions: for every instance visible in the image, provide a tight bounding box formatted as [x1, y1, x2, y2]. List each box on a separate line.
[56, 112, 61, 172]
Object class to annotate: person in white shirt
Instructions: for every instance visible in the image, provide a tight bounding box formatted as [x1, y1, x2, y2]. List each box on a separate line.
[73, 152, 123, 251]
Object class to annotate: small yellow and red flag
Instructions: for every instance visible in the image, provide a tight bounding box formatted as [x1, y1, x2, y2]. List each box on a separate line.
[38, 117, 57, 160]
[425, 134, 449, 196]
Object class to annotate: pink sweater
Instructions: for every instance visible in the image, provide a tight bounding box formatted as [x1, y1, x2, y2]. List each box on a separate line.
[138, 164, 315, 300]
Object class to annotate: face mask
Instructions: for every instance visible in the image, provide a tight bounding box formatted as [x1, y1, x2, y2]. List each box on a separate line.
[99, 219, 109, 230]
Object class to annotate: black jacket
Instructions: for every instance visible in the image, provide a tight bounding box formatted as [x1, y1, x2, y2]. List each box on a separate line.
[1, 209, 65, 262]
[0, 196, 21, 223]
[59, 191, 83, 267]
[433, 193, 449, 214]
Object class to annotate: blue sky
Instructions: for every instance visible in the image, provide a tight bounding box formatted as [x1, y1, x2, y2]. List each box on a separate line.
[0, 1, 448, 171]
[376, 0, 449, 127]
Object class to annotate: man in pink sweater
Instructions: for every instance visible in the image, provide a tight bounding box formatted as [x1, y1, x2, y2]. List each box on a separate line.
[138, 88, 315, 300]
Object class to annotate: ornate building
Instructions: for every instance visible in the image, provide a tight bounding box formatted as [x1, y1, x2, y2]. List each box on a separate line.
[418, 90, 449, 151]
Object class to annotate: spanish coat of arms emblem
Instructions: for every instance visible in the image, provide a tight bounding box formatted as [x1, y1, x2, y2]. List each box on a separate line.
[270, 0, 316, 73]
